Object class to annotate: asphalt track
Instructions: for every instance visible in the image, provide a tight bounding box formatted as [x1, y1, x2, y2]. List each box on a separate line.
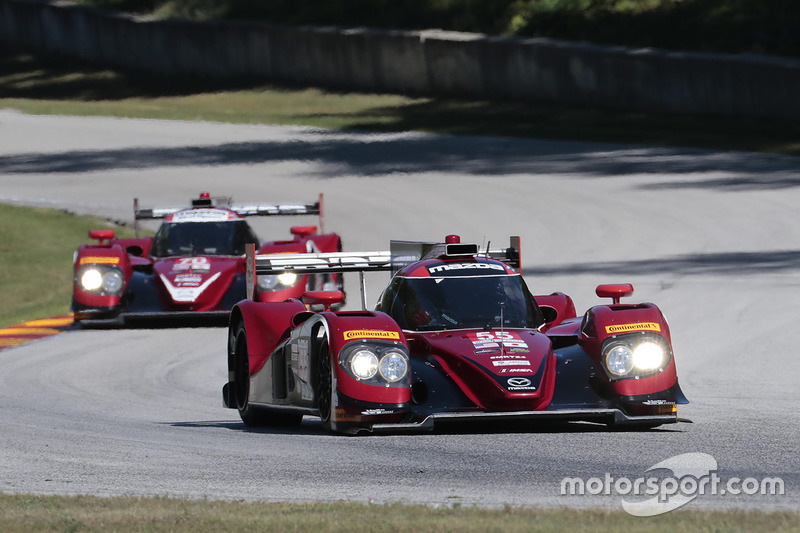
[0, 109, 798, 512]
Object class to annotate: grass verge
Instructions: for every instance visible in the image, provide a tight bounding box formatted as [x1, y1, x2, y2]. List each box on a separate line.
[0, 204, 138, 328]
[1, 51, 799, 155]
[1, 493, 798, 532]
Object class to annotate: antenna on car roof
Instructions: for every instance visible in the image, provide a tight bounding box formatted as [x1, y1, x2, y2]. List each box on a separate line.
[500, 301, 505, 356]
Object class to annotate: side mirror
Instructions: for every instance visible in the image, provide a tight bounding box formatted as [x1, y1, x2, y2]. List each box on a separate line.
[89, 229, 115, 244]
[596, 284, 634, 305]
[291, 225, 318, 238]
[302, 290, 345, 311]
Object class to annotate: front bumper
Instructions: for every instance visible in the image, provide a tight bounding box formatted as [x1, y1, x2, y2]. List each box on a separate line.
[364, 407, 689, 434]
[75, 309, 230, 327]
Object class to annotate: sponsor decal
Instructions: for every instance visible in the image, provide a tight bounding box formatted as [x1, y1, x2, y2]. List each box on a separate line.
[490, 354, 527, 360]
[506, 377, 537, 391]
[642, 399, 675, 406]
[159, 272, 220, 302]
[171, 208, 237, 222]
[174, 273, 203, 287]
[492, 360, 532, 367]
[298, 339, 310, 385]
[427, 262, 505, 274]
[362, 408, 394, 415]
[334, 408, 361, 422]
[343, 330, 400, 341]
[605, 322, 661, 334]
[79, 256, 120, 265]
[499, 368, 534, 374]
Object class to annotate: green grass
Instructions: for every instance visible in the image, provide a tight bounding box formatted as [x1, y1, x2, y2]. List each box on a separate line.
[0, 493, 798, 532]
[2, 52, 800, 155]
[0, 204, 139, 328]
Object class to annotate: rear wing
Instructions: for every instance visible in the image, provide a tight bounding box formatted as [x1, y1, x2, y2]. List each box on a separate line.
[388, 236, 520, 273]
[244, 236, 521, 310]
[133, 193, 325, 237]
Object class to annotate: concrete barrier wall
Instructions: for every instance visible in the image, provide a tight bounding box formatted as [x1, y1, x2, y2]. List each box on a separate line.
[3, 0, 799, 119]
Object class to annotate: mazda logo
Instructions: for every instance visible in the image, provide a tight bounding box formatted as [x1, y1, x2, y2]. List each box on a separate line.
[507, 377, 531, 387]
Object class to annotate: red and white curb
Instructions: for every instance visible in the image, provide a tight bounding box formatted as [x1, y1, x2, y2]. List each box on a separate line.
[0, 314, 74, 351]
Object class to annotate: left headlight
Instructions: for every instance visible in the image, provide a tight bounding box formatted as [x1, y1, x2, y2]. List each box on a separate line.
[350, 349, 379, 380]
[601, 333, 669, 379]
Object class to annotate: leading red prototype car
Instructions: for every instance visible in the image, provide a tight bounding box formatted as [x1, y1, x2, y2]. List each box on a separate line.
[222, 235, 688, 434]
[72, 193, 342, 326]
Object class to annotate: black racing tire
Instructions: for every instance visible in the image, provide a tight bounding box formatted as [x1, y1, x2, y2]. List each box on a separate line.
[232, 320, 302, 427]
[317, 338, 334, 433]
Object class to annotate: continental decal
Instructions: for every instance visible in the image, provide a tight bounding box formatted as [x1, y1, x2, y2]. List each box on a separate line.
[79, 256, 120, 265]
[605, 322, 661, 334]
[343, 330, 400, 341]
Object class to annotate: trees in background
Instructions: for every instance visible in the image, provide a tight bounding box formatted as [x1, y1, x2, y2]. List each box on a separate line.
[76, 0, 800, 58]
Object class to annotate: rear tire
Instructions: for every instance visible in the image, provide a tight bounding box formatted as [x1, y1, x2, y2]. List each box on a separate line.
[232, 320, 302, 427]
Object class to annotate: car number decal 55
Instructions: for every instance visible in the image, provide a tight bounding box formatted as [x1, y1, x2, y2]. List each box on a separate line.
[467, 331, 528, 351]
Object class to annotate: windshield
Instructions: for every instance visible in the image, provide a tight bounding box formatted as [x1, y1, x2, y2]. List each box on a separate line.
[378, 275, 543, 331]
[151, 221, 259, 257]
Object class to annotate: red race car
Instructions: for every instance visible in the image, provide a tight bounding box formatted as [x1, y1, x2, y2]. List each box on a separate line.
[222, 235, 689, 434]
[72, 193, 342, 326]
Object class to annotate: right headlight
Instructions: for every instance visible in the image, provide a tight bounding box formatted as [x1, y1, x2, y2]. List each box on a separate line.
[379, 351, 408, 382]
[631, 341, 666, 371]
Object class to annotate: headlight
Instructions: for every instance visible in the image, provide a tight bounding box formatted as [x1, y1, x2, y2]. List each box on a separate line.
[601, 332, 670, 379]
[278, 272, 297, 286]
[339, 341, 410, 385]
[256, 272, 300, 291]
[77, 265, 125, 295]
[605, 345, 634, 376]
[632, 341, 665, 371]
[256, 275, 278, 290]
[350, 349, 379, 380]
[102, 270, 124, 293]
[80, 268, 103, 291]
[379, 351, 408, 382]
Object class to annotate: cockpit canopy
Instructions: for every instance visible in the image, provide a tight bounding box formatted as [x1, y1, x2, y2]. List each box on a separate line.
[151, 220, 259, 258]
[377, 271, 544, 331]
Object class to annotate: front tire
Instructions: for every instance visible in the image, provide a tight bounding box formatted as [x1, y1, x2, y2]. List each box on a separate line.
[232, 320, 302, 427]
[317, 338, 334, 433]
